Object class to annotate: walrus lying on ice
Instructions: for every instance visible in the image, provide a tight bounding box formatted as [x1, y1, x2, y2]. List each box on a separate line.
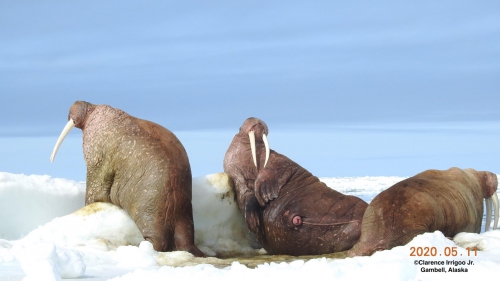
[348, 167, 499, 257]
[224, 117, 367, 256]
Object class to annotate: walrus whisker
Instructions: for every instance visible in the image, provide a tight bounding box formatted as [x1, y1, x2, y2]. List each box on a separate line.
[263, 133, 270, 168]
[493, 192, 499, 230]
[302, 220, 360, 227]
[50, 118, 75, 162]
[248, 131, 258, 168]
[486, 197, 492, 231]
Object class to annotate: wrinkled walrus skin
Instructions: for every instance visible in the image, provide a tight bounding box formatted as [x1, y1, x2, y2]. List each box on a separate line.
[51, 101, 204, 257]
[348, 167, 499, 257]
[224, 117, 368, 256]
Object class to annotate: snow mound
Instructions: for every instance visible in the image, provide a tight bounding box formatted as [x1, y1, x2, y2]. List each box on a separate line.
[21, 202, 144, 252]
[0, 172, 85, 240]
[11, 242, 86, 281]
[193, 173, 260, 257]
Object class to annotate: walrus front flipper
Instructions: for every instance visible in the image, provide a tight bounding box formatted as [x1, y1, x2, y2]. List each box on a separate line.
[254, 167, 293, 207]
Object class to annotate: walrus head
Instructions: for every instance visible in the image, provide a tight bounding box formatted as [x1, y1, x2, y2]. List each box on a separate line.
[239, 117, 270, 169]
[476, 170, 499, 231]
[50, 101, 96, 162]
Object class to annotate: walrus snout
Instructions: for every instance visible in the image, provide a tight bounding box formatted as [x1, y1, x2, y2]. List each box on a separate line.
[486, 172, 498, 194]
[68, 101, 95, 129]
[484, 172, 499, 231]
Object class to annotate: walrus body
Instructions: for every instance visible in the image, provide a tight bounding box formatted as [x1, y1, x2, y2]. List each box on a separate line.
[224, 117, 367, 255]
[348, 167, 499, 257]
[51, 101, 204, 257]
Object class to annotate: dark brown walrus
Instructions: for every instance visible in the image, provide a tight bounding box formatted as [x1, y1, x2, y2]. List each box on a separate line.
[348, 167, 499, 257]
[50, 101, 204, 257]
[223, 117, 368, 256]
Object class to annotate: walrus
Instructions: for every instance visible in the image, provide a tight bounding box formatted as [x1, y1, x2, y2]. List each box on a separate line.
[348, 167, 499, 257]
[223, 117, 368, 256]
[50, 101, 204, 257]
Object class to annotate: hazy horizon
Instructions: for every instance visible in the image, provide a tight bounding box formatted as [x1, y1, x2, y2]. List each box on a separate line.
[1, 1, 499, 180]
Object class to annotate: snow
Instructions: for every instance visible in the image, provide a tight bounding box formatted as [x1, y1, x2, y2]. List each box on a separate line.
[1, 171, 499, 280]
[0, 173, 85, 239]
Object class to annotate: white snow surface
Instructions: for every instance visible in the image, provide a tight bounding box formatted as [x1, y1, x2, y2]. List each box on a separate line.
[0, 171, 499, 280]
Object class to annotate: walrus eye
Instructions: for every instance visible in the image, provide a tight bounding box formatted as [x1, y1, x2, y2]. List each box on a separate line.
[292, 215, 302, 226]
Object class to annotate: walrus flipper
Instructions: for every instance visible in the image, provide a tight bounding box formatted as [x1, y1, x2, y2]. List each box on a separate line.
[254, 167, 292, 207]
[244, 194, 261, 232]
[85, 163, 114, 205]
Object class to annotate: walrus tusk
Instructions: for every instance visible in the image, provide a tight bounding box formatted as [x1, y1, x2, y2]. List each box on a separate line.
[485, 197, 492, 231]
[248, 131, 257, 167]
[50, 119, 75, 162]
[493, 192, 499, 230]
[263, 133, 270, 168]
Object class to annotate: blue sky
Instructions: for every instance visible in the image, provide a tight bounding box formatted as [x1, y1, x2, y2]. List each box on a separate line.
[1, 1, 500, 180]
